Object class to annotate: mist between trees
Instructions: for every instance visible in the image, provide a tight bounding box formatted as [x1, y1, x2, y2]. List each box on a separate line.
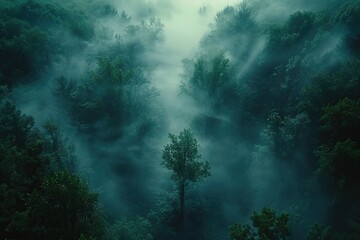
[1, 0, 360, 239]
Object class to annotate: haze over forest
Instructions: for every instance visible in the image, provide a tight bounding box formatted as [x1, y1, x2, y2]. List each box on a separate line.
[1, 0, 360, 239]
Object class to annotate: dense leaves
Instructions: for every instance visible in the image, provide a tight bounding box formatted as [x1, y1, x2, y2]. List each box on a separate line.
[26, 171, 104, 240]
[0, 99, 102, 239]
[0, 100, 48, 239]
[315, 98, 360, 192]
[182, 0, 360, 239]
[0, 0, 97, 88]
[55, 56, 159, 137]
[2, 0, 360, 239]
[229, 208, 290, 240]
[162, 129, 210, 183]
[162, 129, 210, 233]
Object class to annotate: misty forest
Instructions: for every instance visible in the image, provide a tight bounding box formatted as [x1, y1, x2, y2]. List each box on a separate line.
[1, 0, 360, 239]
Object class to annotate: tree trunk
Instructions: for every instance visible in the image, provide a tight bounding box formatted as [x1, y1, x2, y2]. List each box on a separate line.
[179, 180, 185, 240]
[177, 180, 185, 240]
[179, 181, 185, 228]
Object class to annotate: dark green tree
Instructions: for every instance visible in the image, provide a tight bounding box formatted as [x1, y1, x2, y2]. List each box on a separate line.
[182, 54, 232, 110]
[229, 223, 255, 240]
[229, 208, 290, 240]
[0, 99, 103, 239]
[315, 98, 360, 190]
[43, 120, 77, 172]
[54, 56, 159, 138]
[162, 129, 210, 228]
[0, 100, 49, 239]
[251, 208, 290, 240]
[26, 171, 104, 240]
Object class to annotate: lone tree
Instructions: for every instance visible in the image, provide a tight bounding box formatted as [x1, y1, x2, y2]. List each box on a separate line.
[162, 129, 210, 227]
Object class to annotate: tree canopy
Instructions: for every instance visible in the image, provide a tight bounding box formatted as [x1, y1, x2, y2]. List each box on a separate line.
[162, 129, 210, 230]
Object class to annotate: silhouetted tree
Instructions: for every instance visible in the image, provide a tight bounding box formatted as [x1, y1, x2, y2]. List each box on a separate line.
[162, 129, 210, 229]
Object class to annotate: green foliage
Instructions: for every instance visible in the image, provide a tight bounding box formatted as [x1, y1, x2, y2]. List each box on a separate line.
[319, 98, 360, 143]
[162, 129, 210, 227]
[300, 61, 360, 117]
[0, 22, 48, 87]
[335, 1, 360, 28]
[43, 120, 77, 171]
[125, 16, 164, 56]
[162, 129, 210, 184]
[26, 171, 104, 240]
[2, 0, 360, 239]
[232, 3, 256, 33]
[316, 139, 360, 188]
[306, 223, 331, 240]
[263, 111, 310, 160]
[0, 0, 97, 87]
[147, 193, 177, 239]
[55, 56, 159, 137]
[69, 18, 94, 40]
[229, 224, 255, 240]
[0, 100, 49, 239]
[312, 97, 360, 234]
[182, 54, 235, 110]
[204, 3, 257, 48]
[78, 233, 96, 240]
[0, 100, 35, 147]
[268, 11, 317, 50]
[106, 216, 153, 240]
[0, 85, 9, 99]
[315, 98, 360, 188]
[335, 1, 360, 55]
[53, 29, 163, 135]
[0, 100, 101, 239]
[251, 208, 290, 240]
[184, 3, 360, 237]
[229, 208, 290, 240]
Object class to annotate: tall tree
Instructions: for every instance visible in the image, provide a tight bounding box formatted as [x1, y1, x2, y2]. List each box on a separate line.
[162, 129, 210, 229]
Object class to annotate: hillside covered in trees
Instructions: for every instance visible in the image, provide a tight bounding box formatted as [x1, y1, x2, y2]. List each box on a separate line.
[1, 0, 360, 239]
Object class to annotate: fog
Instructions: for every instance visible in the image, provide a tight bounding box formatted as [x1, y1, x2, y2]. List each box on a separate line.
[3, 0, 360, 239]
[141, 0, 242, 134]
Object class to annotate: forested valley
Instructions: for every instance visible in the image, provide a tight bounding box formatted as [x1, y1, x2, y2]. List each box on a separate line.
[1, 0, 360, 239]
